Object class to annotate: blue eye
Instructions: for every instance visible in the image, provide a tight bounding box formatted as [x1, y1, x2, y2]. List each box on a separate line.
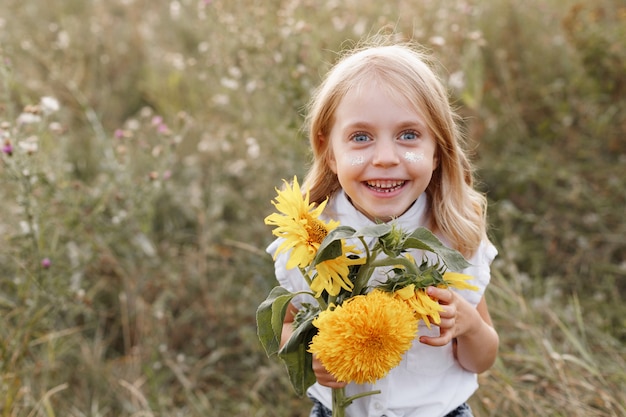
[351, 132, 370, 142]
[400, 130, 419, 141]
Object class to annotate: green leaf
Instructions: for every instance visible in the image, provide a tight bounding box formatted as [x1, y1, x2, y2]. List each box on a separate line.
[326, 225, 359, 240]
[279, 341, 317, 396]
[258, 289, 319, 396]
[314, 224, 392, 265]
[315, 238, 343, 264]
[358, 223, 392, 237]
[405, 227, 470, 271]
[280, 308, 317, 354]
[278, 315, 318, 396]
[313, 226, 356, 265]
[256, 286, 295, 357]
[320, 226, 356, 246]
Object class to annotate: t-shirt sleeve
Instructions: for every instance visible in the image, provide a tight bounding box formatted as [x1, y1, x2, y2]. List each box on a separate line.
[455, 239, 498, 307]
[266, 238, 317, 308]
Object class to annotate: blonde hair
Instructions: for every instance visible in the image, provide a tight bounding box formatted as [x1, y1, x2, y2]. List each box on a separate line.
[302, 39, 487, 257]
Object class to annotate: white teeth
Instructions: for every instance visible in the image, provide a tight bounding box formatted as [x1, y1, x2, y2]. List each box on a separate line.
[366, 180, 405, 191]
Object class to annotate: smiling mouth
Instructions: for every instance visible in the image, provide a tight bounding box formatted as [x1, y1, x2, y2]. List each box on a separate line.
[366, 180, 406, 193]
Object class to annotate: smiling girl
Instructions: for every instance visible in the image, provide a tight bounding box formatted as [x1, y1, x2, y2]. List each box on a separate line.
[268, 38, 499, 417]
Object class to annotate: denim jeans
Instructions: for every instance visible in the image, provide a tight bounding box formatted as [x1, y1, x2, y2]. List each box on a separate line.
[309, 396, 332, 417]
[309, 397, 473, 417]
[444, 402, 473, 417]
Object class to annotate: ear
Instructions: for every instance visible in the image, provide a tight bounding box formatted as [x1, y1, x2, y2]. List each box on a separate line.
[431, 146, 440, 172]
[432, 152, 439, 172]
[321, 134, 338, 174]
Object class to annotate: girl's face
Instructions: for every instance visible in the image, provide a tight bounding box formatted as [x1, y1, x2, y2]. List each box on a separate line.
[326, 82, 438, 222]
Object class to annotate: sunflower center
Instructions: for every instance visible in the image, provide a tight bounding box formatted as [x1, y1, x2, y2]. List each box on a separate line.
[366, 334, 386, 351]
[305, 216, 329, 245]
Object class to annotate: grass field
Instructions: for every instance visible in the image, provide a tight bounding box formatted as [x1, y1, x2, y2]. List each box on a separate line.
[0, 0, 624, 416]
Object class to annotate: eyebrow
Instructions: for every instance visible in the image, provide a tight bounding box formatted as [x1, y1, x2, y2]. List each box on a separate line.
[340, 119, 428, 131]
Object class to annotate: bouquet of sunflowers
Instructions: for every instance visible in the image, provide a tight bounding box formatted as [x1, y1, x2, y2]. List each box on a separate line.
[257, 178, 477, 417]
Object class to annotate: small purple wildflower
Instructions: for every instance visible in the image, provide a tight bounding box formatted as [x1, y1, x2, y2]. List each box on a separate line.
[2, 143, 13, 156]
[41, 258, 52, 269]
[157, 123, 170, 134]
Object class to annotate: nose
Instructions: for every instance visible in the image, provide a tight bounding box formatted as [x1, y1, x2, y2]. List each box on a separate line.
[372, 141, 400, 167]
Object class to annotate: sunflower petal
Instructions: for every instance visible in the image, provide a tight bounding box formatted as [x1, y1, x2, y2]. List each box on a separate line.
[309, 290, 417, 384]
[264, 177, 338, 269]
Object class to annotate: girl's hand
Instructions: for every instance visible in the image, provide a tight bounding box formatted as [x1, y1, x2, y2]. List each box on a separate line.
[312, 355, 348, 388]
[418, 287, 499, 373]
[419, 286, 477, 347]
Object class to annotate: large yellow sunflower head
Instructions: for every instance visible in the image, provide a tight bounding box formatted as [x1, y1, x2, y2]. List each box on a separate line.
[264, 177, 339, 269]
[309, 290, 417, 384]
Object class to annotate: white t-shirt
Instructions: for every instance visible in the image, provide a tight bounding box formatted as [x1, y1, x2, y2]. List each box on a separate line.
[267, 191, 498, 417]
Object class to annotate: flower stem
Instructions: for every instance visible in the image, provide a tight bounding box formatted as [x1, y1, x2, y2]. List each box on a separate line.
[332, 387, 346, 417]
[351, 238, 377, 295]
[332, 386, 382, 417]
[300, 267, 328, 310]
[370, 257, 419, 274]
[345, 389, 382, 403]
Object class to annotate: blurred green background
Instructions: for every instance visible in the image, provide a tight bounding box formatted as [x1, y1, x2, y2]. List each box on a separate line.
[0, 0, 624, 416]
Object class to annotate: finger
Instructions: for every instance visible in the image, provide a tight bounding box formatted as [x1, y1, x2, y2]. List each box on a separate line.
[427, 286, 453, 304]
[319, 379, 348, 389]
[312, 357, 347, 388]
[436, 316, 456, 329]
[313, 369, 347, 388]
[438, 304, 457, 319]
[419, 333, 453, 347]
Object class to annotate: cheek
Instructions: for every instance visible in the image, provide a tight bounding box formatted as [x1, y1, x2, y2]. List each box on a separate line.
[403, 151, 425, 163]
[336, 153, 369, 175]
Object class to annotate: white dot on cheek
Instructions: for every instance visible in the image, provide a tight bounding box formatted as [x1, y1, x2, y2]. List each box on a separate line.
[350, 155, 364, 166]
[404, 151, 424, 163]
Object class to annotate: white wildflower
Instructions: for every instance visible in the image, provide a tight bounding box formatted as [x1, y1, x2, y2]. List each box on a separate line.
[170, 0, 181, 19]
[17, 113, 41, 125]
[429, 36, 446, 46]
[40, 96, 60, 115]
[212, 94, 229, 106]
[246, 137, 260, 159]
[18, 136, 39, 154]
[49, 121, 64, 133]
[55, 30, 70, 49]
[220, 77, 239, 90]
[449, 71, 465, 91]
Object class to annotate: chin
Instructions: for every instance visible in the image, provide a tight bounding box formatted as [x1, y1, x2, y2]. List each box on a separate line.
[367, 203, 415, 222]
[370, 213, 399, 223]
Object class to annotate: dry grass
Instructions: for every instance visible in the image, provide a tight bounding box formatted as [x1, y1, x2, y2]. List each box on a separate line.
[0, 0, 624, 416]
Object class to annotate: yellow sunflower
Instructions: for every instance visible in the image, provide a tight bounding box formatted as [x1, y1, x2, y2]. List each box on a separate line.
[441, 272, 479, 291]
[264, 177, 339, 270]
[309, 290, 417, 384]
[310, 243, 365, 297]
[393, 284, 444, 328]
